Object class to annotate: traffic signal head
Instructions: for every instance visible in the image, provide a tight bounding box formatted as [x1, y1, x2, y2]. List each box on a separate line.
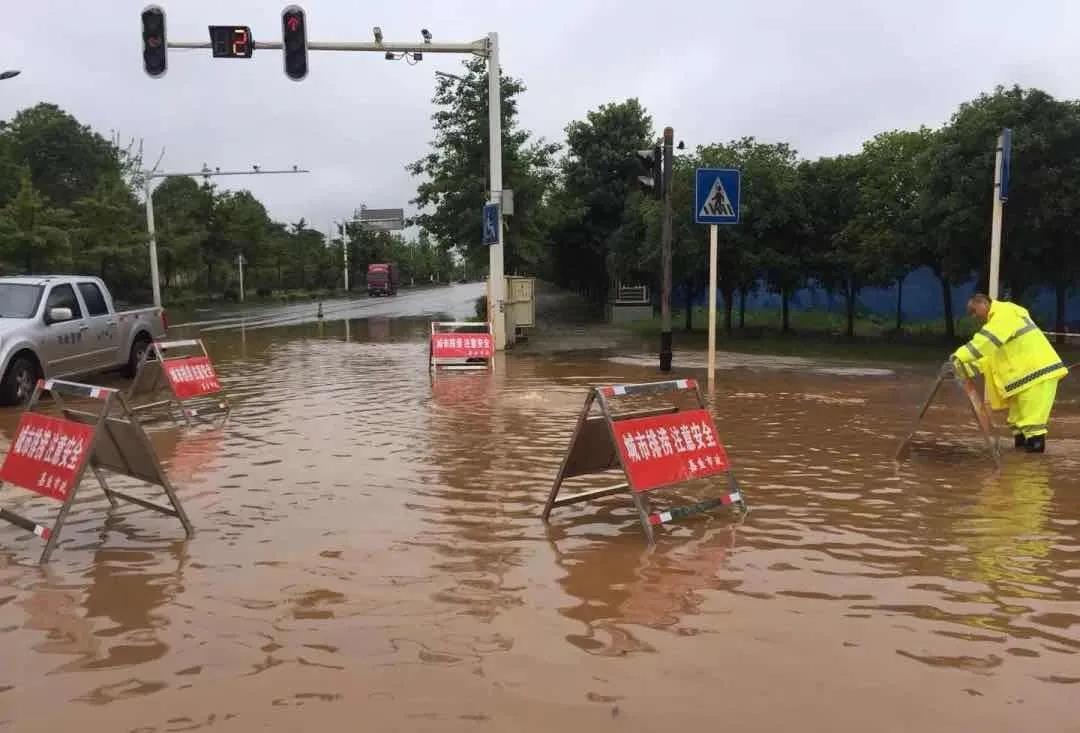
[281, 5, 308, 81]
[636, 145, 662, 199]
[141, 5, 167, 78]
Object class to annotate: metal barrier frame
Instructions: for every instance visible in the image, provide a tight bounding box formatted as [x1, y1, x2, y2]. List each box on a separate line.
[0, 379, 193, 563]
[895, 361, 1000, 466]
[542, 378, 748, 545]
[429, 322, 495, 372]
[128, 339, 231, 425]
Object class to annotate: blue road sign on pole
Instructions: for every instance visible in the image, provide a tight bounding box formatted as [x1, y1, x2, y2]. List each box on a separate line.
[999, 128, 1012, 202]
[482, 202, 500, 245]
[694, 168, 741, 225]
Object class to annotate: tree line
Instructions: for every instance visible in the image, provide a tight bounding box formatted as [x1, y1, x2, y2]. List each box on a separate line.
[0, 104, 455, 305]
[3, 76, 1077, 334]
[412, 65, 1080, 338]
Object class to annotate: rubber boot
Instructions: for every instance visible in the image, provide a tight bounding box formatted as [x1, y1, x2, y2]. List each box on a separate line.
[1026, 435, 1046, 454]
[1014, 434, 1027, 449]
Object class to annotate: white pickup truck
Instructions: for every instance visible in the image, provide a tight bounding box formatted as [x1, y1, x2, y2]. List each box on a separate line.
[0, 276, 167, 405]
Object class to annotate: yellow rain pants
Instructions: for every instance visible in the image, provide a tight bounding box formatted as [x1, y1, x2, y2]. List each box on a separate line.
[1005, 378, 1059, 439]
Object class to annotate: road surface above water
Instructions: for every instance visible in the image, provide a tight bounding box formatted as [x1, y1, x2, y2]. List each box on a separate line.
[2, 283, 1079, 732]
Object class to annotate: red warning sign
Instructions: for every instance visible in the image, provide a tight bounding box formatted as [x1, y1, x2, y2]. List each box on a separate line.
[431, 332, 493, 360]
[610, 408, 730, 492]
[0, 412, 95, 501]
[164, 356, 222, 399]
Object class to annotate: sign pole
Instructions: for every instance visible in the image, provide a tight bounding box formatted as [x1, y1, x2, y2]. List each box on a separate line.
[237, 253, 245, 302]
[695, 166, 741, 391]
[707, 224, 718, 392]
[989, 130, 1006, 300]
[985, 129, 1010, 407]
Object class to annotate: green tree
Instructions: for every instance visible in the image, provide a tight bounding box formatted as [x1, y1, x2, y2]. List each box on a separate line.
[851, 128, 934, 332]
[551, 99, 654, 303]
[0, 167, 71, 273]
[799, 155, 864, 337]
[284, 219, 327, 291]
[697, 138, 802, 332]
[215, 190, 270, 296]
[3, 104, 119, 210]
[409, 58, 558, 275]
[1029, 100, 1080, 337]
[922, 86, 1064, 337]
[71, 171, 144, 295]
[151, 176, 210, 291]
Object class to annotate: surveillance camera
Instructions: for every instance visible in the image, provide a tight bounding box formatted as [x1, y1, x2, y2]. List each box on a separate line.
[421, 28, 432, 43]
[412, 52, 423, 61]
[385, 51, 396, 60]
[373, 26, 383, 43]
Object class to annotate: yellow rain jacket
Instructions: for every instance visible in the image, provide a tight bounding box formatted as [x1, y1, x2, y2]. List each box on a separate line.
[952, 300, 1068, 409]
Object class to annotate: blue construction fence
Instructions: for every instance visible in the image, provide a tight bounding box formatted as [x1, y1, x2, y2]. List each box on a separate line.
[678, 267, 1080, 329]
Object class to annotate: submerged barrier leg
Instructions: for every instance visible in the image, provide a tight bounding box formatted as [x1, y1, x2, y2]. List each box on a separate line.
[542, 391, 598, 522]
[632, 492, 656, 546]
[92, 465, 118, 508]
[895, 367, 947, 461]
[954, 377, 1000, 467]
[38, 491, 78, 564]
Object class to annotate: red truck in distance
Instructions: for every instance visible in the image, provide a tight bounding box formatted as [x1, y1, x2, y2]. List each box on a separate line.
[367, 263, 399, 297]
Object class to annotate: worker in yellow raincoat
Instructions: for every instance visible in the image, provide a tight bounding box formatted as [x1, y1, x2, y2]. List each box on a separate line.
[951, 294, 1068, 453]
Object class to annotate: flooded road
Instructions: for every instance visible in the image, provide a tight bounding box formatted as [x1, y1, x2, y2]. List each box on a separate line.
[2, 283, 1079, 732]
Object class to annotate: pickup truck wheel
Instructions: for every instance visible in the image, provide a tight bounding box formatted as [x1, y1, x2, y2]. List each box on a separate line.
[0, 355, 39, 407]
[127, 336, 152, 378]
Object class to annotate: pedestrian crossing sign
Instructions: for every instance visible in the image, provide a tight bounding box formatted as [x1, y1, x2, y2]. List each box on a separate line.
[695, 168, 741, 225]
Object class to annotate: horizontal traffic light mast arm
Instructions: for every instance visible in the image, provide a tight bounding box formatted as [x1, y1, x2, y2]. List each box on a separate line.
[147, 167, 311, 180]
[167, 39, 489, 55]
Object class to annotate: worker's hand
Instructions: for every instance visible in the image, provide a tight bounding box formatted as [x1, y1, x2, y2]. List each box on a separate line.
[952, 357, 974, 380]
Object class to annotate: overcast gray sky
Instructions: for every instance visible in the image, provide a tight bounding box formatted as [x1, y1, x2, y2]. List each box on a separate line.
[3, 1, 1078, 238]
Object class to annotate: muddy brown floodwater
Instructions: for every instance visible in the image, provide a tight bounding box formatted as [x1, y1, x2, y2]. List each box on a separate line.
[2, 286, 1079, 732]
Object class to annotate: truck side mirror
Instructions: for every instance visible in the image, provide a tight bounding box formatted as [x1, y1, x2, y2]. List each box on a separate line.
[47, 307, 73, 324]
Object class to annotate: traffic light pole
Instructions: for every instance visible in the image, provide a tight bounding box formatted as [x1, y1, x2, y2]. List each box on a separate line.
[159, 30, 507, 349]
[487, 33, 507, 351]
[660, 126, 674, 372]
[143, 165, 309, 307]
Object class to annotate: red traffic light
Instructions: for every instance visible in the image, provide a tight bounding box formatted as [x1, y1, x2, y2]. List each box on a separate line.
[281, 5, 308, 81]
[141, 5, 167, 78]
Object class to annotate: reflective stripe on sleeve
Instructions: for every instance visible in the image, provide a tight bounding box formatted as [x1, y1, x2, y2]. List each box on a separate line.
[978, 328, 1004, 347]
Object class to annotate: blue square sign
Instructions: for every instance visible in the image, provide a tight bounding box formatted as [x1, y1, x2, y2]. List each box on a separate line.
[482, 202, 500, 245]
[695, 168, 741, 225]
